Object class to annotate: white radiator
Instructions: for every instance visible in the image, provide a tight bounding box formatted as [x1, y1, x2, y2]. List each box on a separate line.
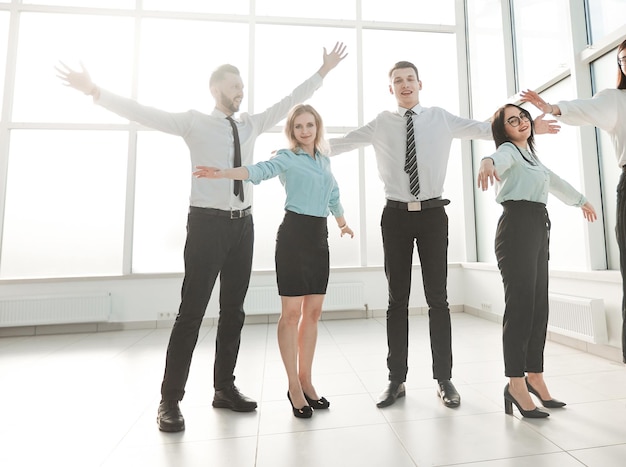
[548, 293, 607, 344]
[0, 293, 112, 327]
[244, 282, 365, 315]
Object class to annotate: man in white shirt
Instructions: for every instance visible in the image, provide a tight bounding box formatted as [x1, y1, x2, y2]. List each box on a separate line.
[57, 42, 347, 431]
[329, 61, 557, 409]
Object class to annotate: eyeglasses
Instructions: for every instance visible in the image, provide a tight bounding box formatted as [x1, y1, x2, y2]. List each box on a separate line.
[505, 113, 531, 127]
[618, 57, 626, 66]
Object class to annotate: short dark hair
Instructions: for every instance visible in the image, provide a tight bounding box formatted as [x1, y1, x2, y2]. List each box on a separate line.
[617, 39, 626, 90]
[491, 104, 537, 158]
[209, 64, 240, 87]
[388, 61, 419, 80]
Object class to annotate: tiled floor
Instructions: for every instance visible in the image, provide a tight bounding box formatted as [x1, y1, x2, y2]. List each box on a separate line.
[1, 312, 625, 467]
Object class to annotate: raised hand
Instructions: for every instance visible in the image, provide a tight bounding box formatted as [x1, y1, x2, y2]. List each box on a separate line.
[318, 42, 348, 77]
[55, 61, 97, 95]
[533, 113, 560, 135]
[520, 89, 552, 114]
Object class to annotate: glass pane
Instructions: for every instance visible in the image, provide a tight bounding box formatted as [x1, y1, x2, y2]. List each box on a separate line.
[1, 130, 127, 279]
[132, 132, 190, 274]
[254, 25, 357, 128]
[251, 133, 361, 271]
[474, 78, 590, 269]
[256, 0, 355, 19]
[0, 12, 8, 113]
[592, 48, 621, 270]
[143, 0, 249, 14]
[467, 0, 508, 119]
[13, 13, 135, 123]
[22, 0, 134, 7]
[513, 0, 571, 90]
[138, 18, 249, 113]
[587, 0, 626, 44]
[361, 0, 455, 24]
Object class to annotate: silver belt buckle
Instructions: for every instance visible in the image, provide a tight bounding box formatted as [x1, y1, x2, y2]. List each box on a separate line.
[407, 201, 422, 211]
[230, 209, 243, 219]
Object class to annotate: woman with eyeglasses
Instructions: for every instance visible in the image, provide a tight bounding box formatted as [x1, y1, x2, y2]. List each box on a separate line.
[477, 104, 597, 418]
[521, 39, 626, 365]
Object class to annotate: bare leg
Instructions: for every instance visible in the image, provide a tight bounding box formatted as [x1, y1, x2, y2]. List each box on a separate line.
[298, 294, 325, 399]
[508, 376, 536, 411]
[526, 372, 553, 400]
[278, 296, 307, 409]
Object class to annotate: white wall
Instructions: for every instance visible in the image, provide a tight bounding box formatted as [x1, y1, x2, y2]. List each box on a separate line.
[463, 263, 623, 360]
[1, 264, 622, 363]
[0, 265, 466, 323]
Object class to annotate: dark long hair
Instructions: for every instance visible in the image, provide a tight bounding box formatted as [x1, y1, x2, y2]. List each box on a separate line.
[617, 39, 626, 90]
[491, 104, 537, 160]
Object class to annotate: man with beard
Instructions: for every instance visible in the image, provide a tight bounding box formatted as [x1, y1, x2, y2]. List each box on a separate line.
[56, 42, 347, 432]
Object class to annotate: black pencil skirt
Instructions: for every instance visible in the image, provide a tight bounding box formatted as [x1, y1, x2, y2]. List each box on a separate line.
[275, 210, 329, 297]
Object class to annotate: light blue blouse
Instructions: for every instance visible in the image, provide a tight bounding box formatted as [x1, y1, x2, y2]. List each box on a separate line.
[487, 142, 586, 207]
[245, 148, 344, 218]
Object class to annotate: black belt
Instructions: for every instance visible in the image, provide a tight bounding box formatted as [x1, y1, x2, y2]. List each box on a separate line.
[190, 206, 252, 219]
[386, 198, 450, 211]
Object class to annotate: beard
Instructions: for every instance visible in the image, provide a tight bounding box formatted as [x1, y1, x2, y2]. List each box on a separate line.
[219, 92, 240, 113]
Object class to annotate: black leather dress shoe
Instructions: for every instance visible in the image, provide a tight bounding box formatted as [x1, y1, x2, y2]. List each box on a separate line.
[157, 400, 185, 432]
[376, 381, 406, 408]
[437, 380, 461, 408]
[212, 386, 257, 412]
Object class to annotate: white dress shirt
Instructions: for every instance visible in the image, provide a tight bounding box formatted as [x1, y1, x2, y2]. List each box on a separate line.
[329, 104, 492, 202]
[96, 73, 323, 210]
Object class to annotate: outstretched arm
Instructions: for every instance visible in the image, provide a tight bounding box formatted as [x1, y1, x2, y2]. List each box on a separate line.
[55, 61, 100, 98]
[317, 42, 348, 78]
[194, 166, 249, 180]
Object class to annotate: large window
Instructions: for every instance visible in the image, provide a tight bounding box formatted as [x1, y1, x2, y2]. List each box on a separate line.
[0, 2, 467, 278]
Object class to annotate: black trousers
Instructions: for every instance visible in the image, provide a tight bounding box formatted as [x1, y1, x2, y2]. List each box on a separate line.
[160, 208, 254, 401]
[616, 168, 626, 363]
[495, 201, 550, 377]
[381, 206, 452, 382]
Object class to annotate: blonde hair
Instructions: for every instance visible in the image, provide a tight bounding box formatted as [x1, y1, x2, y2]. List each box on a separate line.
[284, 104, 328, 154]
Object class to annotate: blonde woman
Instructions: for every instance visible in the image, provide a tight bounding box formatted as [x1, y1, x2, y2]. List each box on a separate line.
[194, 104, 353, 418]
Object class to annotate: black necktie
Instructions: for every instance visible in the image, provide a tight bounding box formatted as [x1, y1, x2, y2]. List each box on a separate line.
[403, 109, 420, 198]
[226, 116, 244, 202]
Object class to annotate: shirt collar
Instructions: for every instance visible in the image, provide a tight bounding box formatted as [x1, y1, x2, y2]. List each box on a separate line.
[294, 147, 320, 158]
[212, 108, 234, 119]
[398, 104, 423, 117]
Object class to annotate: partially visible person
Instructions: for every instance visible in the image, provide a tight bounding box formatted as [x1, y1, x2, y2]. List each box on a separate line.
[327, 61, 560, 410]
[520, 38, 626, 364]
[194, 104, 354, 418]
[56, 42, 347, 431]
[478, 103, 597, 418]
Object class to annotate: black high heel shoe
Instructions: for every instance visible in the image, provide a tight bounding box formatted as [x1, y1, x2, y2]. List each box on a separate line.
[304, 393, 330, 409]
[525, 378, 566, 408]
[503, 384, 549, 418]
[287, 391, 313, 419]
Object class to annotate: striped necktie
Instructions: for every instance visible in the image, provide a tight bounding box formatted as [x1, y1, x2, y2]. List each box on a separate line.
[226, 116, 244, 202]
[403, 109, 420, 198]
